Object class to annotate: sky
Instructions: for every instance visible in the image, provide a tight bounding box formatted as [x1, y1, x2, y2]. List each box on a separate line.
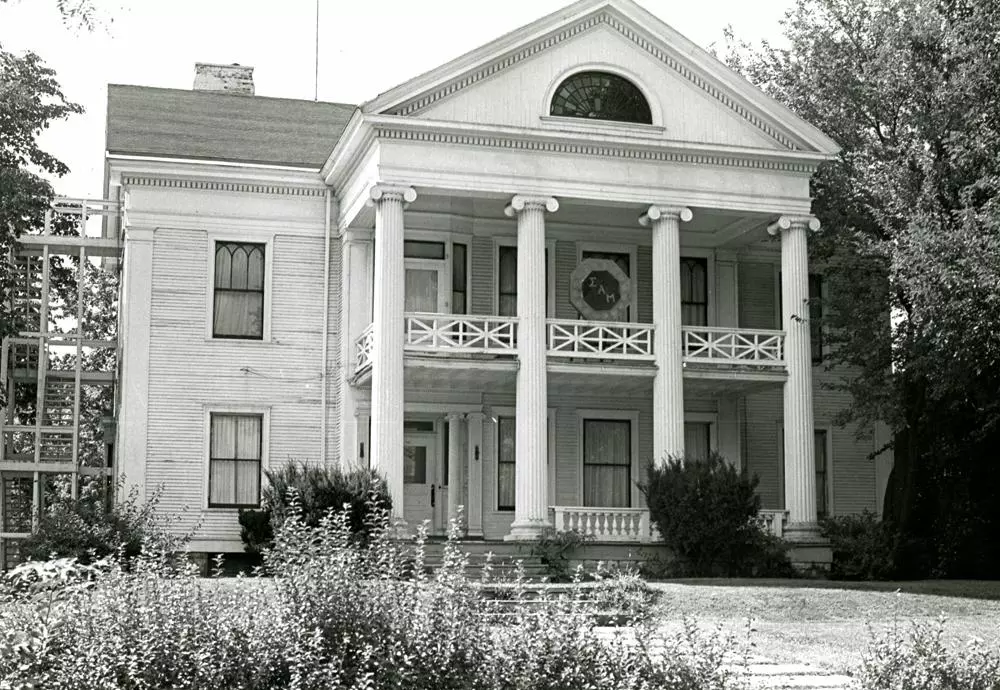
[0, 0, 795, 198]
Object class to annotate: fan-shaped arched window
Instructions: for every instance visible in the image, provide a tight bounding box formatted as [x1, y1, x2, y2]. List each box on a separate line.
[550, 71, 652, 124]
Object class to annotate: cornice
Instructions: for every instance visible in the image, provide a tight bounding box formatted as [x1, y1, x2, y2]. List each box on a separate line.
[120, 175, 327, 198]
[373, 121, 821, 174]
[386, 9, 799, 151]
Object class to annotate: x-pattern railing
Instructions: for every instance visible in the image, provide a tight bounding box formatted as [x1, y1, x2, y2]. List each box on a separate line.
[405, 314, 517, 353]
[547, 319, 654, 360]
[682, 327, 785, 366]
[355, 324, 375, 373]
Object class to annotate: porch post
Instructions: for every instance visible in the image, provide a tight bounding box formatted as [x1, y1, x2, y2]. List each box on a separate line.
[768, 215, 822, 540]
[640, 205, 692, 465]
[504, 195, 558, 540]
[339, 230, 372, 470]
[446, 412, 465, 533]
[466, 411, 485, 538]
[368, 184, 416, 521]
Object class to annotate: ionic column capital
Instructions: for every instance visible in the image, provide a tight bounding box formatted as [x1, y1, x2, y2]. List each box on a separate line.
[445, 412, 466, 423]
[639, 206, 692, 227]
[504, 195, 559, 217]
[767, 215, 821, 236]
[367, 184, 417, 206]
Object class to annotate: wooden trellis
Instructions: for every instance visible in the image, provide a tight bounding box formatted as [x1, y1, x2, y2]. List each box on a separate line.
[0, 199, 121, 569]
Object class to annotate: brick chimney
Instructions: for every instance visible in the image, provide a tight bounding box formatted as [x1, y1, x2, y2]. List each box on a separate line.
[193, 63, 254, 95]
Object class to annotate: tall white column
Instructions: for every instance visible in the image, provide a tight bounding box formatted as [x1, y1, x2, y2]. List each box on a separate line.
[466, 411, 485, 538]
[504, 195, 558, 540]
[446, 412, 464, 532]
[768, 215, 822, 540]
[339, 230, 372, 470]
[368, 184, 416, 521]
[640, 206, 692, 465]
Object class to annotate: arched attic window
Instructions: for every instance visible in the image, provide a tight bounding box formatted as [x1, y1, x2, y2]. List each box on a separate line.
[550, 71, 652, 124]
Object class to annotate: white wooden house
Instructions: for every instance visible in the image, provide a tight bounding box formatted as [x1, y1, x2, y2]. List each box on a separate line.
[108, 0, 893, 563]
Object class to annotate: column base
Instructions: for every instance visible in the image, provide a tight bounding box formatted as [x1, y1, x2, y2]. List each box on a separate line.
[784, 522, 832, 575]
[504, 519, 551, 541]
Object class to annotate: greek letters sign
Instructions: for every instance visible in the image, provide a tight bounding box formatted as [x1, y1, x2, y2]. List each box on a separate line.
[569, 258, 631, 321]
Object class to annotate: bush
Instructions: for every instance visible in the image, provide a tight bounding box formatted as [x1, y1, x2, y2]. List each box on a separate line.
[529, 528, 591, 581]
[238, 462, 391, 552]
[18, 479, 186, 566]
[821, 510, 897, 580]
[640, 452, 792, 576]
[857, 617, 1000, 689]
[0, 500, 751, 690]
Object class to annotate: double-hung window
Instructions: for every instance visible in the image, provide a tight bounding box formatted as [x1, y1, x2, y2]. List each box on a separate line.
[680, 257, 708, 326]
[497, 245, 550, 317]
[208, 413, 263, 508]
[582, 418, 632, 507]
[496, 416, 516, 511]
[213, 242, 265, 339]
[815, 429, 829, 517]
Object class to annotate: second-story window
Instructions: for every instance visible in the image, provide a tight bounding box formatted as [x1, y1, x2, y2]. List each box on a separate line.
[809, 274, 823, 363]
[681, 257, 708, 326]
[497, 246, 549, 317]
[214, 242, 265, 339]
[453, 243, 467, 315]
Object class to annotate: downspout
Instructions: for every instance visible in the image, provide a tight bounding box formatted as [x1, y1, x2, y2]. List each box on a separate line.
[320, 188, 332, 467]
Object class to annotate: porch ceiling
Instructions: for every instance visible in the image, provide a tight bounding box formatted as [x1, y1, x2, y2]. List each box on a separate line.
[353, 192, 777, 248]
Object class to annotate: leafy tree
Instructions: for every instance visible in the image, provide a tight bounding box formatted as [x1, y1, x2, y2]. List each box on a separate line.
[726, 0, 1000, 576]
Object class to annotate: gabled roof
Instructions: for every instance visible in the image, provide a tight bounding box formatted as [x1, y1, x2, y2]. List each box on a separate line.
[361, 0, 839, 155]
[106, 84, 356, 168]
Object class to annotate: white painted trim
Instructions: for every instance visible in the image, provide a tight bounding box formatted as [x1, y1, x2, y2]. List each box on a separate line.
[577, 241, 639, 322]
[107, 153, 320, 174]
[492, 236, 557, 317]
[205, 231, 276, 343]
[541, 62, 665, 127]
[201, 405, 271, 511]
[490, 406, 556, 512]
[576, 408, 641, 508]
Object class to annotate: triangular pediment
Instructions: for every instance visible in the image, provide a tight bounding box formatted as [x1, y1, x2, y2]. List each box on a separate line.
[363, 0, 839, 155]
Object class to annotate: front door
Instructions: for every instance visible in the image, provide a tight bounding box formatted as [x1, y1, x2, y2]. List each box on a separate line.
[404, 259, 448, 314]
[403, 431, 440, 533]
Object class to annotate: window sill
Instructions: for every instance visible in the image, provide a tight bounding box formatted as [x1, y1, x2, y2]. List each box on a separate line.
[205, 337, 272, 345]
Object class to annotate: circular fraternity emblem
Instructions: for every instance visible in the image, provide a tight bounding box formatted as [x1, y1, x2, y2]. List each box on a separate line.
[569, 258, 631, 321]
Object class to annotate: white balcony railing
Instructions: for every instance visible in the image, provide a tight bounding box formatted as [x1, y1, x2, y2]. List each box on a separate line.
[682, 327, 785, 366]
[547, 319, 654, 361]
[758, 509, 788, 538]
[551, 506, 652, 542]
[405, 313, 517, 354]
[355, 324, 374, 373]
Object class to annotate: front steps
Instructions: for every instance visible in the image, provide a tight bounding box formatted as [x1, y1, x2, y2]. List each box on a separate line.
[415, 539, 549, 580]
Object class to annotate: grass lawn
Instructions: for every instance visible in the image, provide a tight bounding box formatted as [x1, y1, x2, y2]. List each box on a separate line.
[648, 579, 1000, 675]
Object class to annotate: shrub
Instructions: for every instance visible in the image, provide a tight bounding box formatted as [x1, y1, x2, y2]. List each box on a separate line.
[857, 617, 1000, 689]
[238, 462, 391, 552]
[0, 499, 751, 690]
[18, 479, 187, 566]
[820, 510, 897, 580]
[640, 452, 792, 576]
[529, 528, 591, 581]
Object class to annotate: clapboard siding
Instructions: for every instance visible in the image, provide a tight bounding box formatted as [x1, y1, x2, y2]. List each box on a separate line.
[146, 226, 339, 542]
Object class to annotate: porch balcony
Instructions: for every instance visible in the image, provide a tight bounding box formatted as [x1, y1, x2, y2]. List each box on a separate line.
[353, 314, 786, 378]
[549, 506, 790, 543]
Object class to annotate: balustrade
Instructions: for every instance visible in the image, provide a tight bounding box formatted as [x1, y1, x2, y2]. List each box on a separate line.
[551, 506, 652, 542]
[547, 319, 654, 360]
[682, 327, 785, 366]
